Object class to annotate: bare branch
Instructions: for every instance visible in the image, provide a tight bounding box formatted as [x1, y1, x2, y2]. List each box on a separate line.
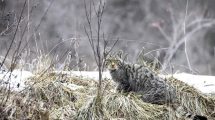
[84, 0, 118, 95]
[0, 0, 27, 69]
[183, 0, 192, 72]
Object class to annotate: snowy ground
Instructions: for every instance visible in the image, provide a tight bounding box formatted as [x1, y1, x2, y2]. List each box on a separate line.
[1, 70, 215, 94]
[0, 69, 34, 91]
[57, 71, 215, 94]
[160, 73, 215, 94]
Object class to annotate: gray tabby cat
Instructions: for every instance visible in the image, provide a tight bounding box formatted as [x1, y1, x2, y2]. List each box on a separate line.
[105, 55, 207, 120]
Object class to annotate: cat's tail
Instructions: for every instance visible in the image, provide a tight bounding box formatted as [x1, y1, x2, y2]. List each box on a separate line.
[187, 114, 207, 120]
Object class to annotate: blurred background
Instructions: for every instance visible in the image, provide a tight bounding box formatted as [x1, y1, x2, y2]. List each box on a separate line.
[0, 0, 215, 75]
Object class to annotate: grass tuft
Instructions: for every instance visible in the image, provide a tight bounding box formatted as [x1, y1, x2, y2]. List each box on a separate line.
[0, 70, 215, 119]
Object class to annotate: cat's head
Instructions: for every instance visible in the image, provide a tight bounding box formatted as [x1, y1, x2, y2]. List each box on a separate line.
[105, 58, 123, 71]
[105, 51, 127, 71]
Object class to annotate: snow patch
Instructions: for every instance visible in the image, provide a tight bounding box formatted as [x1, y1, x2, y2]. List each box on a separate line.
[1, 69, 215, 94]
[54, 71, 111, 80]
[161, 73, 215, 94]
[56, 71, 215, 94]
[61, 83, 84, 90]
[0, 69, 34, 91]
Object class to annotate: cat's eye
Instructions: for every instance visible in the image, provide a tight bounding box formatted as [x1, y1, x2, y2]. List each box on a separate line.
[105, 60, 112, 65]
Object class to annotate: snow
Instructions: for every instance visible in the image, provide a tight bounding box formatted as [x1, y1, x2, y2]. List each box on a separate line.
[60, 71, 215, 94]
[160, 73, 215, 94]
[1, 69, 215, 94]
[54, 71, 111, 80]
[61, 83, 84, 90]
[0, 69, 34, 92]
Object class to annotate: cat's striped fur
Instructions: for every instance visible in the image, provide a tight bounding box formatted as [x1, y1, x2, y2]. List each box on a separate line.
[106, 56, 207, 120]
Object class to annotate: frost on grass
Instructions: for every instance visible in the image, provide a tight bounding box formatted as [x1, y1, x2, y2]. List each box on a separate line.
[0, 71, 215, 120]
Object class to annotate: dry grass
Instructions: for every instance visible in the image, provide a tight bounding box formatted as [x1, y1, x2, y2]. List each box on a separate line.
[0, 71, 215, 120]
[77, 92, 168, 120]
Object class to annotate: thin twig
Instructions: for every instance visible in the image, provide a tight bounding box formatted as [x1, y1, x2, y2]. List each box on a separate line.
[0, 0, 27, 69]
[184, 0, 192, 72]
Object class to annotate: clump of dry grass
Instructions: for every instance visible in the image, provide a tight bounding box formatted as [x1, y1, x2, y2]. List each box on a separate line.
[0, 71, 215, 120]
[0, 71, 87, 120]
[77, 92, 168, 120]
[76, 76, 215, 120]
[166, 77, 215, 118]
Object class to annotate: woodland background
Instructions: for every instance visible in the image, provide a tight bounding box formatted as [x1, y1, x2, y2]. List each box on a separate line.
[0, 0, 215, 75]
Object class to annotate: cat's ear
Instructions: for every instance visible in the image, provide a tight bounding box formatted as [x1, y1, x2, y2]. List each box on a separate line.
[116, 50, 123, 59]
[114, 50, 123, 62]
[115, 50, 128, 64]
[106, 53, 113, 61]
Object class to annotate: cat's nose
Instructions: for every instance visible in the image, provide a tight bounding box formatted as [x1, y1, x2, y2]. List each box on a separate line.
[111, 63, 115, 68]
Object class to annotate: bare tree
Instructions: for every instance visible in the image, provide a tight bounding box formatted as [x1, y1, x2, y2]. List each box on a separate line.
[150, 0, 215, 73]
[84, 0, 118, 95]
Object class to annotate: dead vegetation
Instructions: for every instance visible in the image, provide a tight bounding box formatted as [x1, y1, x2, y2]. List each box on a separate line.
[0, 1, 215, 120]
[0, 71, 214, 120]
